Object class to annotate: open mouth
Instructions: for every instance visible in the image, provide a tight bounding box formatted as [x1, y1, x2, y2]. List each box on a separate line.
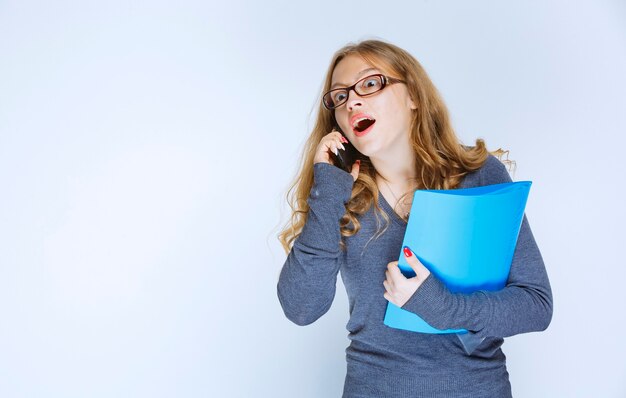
[352, 117, 376, 136]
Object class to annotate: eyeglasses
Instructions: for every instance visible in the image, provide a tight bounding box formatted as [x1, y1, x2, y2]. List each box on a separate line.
[322, 74, 406, 110]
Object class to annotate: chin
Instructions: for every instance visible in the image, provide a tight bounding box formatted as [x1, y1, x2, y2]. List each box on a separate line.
[354, 143, 379, 159]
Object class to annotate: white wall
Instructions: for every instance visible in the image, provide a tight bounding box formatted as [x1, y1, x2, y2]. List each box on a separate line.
[1, 0, 625, 397]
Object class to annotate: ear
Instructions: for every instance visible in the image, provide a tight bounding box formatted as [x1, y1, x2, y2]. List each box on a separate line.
[407, 96, 418, 110]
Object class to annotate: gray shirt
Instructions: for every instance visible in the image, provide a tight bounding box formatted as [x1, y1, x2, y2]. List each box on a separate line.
[277, 154, 553, 398]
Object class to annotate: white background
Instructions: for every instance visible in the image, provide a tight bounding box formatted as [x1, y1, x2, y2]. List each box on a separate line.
[1, 0, 625, 397]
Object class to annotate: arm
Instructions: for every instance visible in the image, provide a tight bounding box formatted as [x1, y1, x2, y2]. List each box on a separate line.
[400, 158, 553, 339]
[277, 163, 354, 326]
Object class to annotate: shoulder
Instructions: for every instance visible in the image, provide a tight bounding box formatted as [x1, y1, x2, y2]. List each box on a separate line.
[481, 153, 513, 183]
[460, 154, 513, 188]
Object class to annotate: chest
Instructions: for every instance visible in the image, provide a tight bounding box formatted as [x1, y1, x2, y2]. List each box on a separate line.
[341, 209, 406, 292]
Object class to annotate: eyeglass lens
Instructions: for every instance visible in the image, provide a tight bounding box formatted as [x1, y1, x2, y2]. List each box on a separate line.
[324, 75, 384, 109]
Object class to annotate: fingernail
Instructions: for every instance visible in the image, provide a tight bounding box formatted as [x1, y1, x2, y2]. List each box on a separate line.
[341, 136, 348, 143]
[403, 246, 412, 257]
[356, 160, 361, 166]
[340, 143, 345, 150]
[333, 147, 338, 156]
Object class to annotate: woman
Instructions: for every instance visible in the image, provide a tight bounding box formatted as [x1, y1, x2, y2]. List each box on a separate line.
[276, 39, 553, 398]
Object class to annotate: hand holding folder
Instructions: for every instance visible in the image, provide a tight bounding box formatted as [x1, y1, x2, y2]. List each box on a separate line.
[383, 181, 532, 352]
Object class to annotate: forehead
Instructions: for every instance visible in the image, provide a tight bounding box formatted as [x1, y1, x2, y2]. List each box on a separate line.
[331, 55, 385, 88]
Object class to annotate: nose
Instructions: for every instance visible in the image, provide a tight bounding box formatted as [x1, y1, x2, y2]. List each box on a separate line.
[346, 89, 363, 111]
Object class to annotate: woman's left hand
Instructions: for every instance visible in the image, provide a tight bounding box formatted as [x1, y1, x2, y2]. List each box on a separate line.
[383, 246, 431, 307]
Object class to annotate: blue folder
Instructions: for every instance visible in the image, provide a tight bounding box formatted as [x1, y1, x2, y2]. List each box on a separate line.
[383, 181, 531, 352]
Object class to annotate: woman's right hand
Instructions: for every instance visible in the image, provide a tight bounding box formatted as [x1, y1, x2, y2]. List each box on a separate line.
[313, 130, 360, 181]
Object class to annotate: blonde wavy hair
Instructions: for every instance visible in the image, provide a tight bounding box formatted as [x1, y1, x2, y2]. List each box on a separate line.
[278, 39, 508, 254]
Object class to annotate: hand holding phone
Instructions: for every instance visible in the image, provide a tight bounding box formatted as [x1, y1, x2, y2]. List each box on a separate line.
[329, 124, 360, 173]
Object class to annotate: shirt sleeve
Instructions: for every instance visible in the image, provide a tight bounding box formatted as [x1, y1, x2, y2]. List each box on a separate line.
[399, 157, 553, 340]
[277, 162, 354, 326]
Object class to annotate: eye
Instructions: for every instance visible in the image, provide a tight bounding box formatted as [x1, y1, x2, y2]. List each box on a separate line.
[333, 91, 347, 102]
[363, 77, 381, 88]
[357, 76, 383, 94]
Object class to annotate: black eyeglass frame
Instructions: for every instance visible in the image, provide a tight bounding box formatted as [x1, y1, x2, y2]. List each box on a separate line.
[322, 74, 406, 110]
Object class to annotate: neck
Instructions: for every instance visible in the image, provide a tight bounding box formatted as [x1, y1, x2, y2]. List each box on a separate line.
[370, 136, 417, 189]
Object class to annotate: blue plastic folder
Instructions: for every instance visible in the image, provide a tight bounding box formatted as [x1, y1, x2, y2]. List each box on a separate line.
[383, 181, 531, 351]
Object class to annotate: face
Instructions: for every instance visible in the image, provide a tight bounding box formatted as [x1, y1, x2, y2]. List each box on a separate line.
[330, 54, 417, 159]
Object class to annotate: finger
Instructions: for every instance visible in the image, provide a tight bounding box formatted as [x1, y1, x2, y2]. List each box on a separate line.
[322, 138, 338, 156]
[403, 246, 421, 267]
[384, 291, 398, 304]
[387, 261, 401, 273]
[403, 246, 430, 278]
[324, 133, 345, 149]
[350, 159, 361, 181]
[383, 279, 391, 293]
[329, 141, 339, 156]
[328, 130, 343, 139]
[384, 292, 399, 306]
[384, 270, 394, 287]
[331, 138, 345, 152]
[330, 132, 346, 147]
[316, 137, 333, 159]
[316, 134, 344, 165]
[387, 262, 404, 281]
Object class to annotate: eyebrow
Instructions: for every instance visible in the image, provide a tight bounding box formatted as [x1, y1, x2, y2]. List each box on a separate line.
[330, 68, 379, 89]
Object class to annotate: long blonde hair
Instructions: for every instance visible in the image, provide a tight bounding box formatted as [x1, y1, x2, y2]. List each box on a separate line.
[278, 39, 502, 254]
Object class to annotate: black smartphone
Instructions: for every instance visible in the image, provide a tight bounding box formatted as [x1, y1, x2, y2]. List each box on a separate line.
[330, 123, 361, 173]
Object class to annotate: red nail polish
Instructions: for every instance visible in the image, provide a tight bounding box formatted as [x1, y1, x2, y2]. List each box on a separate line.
[356, 160, 361, 166]
[403, 246, 412, 257]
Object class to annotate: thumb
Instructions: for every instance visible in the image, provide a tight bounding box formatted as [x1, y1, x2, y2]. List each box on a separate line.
[350, 159, 361, 182]
[403, 246, 429, 276]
